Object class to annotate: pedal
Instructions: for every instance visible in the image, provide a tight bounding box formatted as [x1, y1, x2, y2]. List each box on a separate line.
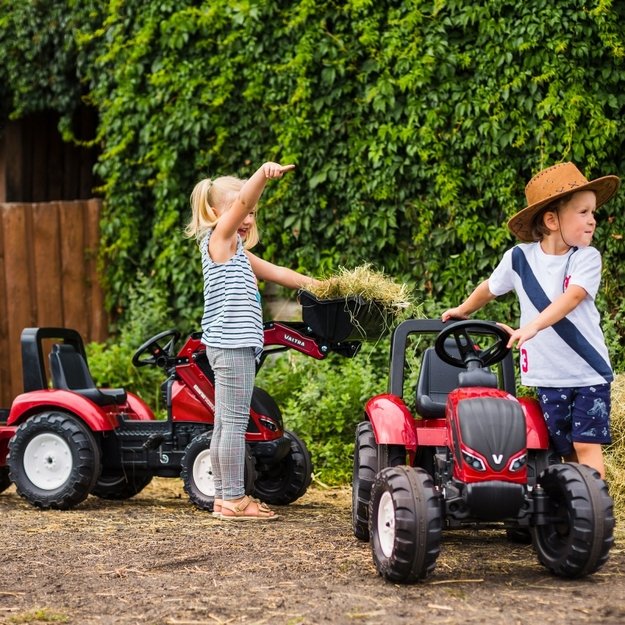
[142, 433, 166, 450]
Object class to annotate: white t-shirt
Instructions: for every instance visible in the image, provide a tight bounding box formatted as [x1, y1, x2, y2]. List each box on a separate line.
[488, 242, 612, 387]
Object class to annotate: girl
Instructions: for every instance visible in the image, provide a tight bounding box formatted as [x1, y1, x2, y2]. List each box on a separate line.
[186, 161, 317, 520]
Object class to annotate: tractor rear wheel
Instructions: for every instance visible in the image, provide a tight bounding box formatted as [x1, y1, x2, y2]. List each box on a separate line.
[252, 430, 312, 505]
[181, 432, 256, 511]
[352, 421, 405, 541]
[370, 466, 442, 583]
[532, 463, 614, 578]
[8, 411, 100, 509]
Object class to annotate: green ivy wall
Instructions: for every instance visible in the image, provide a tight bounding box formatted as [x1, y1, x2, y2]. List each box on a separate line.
[1, 1, 624, 364]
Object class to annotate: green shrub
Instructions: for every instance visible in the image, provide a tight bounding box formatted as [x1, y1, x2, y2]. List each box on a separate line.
[86, 271, 175, 415]
[257, 342, 388, 484]
[2, 1, 623, 344]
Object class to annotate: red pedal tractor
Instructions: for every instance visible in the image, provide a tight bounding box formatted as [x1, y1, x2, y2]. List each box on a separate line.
[353, 319, 614, 582]
[0, 312, 359, 511]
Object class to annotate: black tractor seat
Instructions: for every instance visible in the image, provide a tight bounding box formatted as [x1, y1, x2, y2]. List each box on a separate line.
[49, 343, 127, 407]
[415, 345, 498, 419]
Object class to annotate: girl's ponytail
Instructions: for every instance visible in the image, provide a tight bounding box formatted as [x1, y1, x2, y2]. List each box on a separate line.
[185, 178, 219, 241]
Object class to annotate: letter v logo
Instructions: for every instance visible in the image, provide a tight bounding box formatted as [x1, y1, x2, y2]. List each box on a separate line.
[492, 453, 503, 464]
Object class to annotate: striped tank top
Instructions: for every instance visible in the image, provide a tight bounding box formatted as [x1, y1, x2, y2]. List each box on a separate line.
[200, 230, 264, 357]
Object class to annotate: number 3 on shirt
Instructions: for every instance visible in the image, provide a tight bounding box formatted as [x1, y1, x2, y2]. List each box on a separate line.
[520, 348, 529, 373]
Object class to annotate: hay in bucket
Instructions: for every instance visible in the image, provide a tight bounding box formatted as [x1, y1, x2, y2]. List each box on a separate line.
[299, 264, 416, 342]
[305, 263, 415, 318]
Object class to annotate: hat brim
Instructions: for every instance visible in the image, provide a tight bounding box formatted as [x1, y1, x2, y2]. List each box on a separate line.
[507, 175, 621, 242]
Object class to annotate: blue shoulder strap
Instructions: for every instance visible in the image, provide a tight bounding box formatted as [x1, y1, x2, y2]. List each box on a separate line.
[511, 247, 612, 382]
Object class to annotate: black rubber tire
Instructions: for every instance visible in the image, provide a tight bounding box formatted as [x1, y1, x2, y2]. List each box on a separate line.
[369, 466, 442, 583]
[532, 463, 614, 578]
[7, 412, 101, 510]
[352, 421, 405, 542]
[180, 431, 256, 511]
[252, 430, 312, 505]
[0, 465, 11, 493]
[91, 469, 153, 500]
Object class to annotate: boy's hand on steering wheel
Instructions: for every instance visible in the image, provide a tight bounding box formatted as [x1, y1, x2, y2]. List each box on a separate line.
[441, 307, 469, 322]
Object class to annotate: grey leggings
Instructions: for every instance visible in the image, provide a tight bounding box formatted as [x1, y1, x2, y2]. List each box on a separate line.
[206, 346, 256, 500]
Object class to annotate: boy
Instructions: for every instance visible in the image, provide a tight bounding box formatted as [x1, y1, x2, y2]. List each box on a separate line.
[442, 162, 620, 478]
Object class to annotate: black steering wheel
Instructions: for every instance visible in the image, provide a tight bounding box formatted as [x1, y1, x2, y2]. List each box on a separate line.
[435, 320, 510, 370]
[132, 329, 181, 368]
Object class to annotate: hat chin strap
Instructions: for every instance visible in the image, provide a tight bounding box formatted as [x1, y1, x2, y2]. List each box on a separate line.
[555, 209, 575, 250]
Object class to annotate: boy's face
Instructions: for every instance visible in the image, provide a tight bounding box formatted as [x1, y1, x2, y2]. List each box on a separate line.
[556, 190, 597, 248]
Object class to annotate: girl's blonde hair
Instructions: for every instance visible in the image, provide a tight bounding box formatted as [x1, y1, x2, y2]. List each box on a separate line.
[185, 175, 259, 248]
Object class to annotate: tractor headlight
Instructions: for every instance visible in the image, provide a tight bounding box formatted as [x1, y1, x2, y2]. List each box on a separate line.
[462, 450, 486, 472]
[508, 453, 527, 472]
[259, 417, 279, 432]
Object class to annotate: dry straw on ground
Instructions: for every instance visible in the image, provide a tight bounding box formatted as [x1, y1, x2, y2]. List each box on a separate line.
[305, 263, 415, 318]
[606, 373, 625, 522]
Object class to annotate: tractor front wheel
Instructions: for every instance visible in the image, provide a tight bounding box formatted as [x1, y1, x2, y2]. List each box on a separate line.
[352, 421, 405, 541]
[532, 463, 614, 578]
[252, 430, 312, 505]
[8, 412, 100, 509]
[181, 432, 256, 511]
[369, 466, 442, 583]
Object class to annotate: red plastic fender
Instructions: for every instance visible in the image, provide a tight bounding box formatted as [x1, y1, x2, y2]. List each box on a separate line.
[518, 396, 550, 450]
[365, 394, 417, 451]
[125, 392, 156, 421]
[7, 390, 122, 431]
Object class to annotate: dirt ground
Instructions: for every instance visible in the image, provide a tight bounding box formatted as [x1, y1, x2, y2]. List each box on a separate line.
[1, 478, 624, 625]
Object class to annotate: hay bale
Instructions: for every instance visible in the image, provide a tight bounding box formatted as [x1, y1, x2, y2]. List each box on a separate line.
[606, 373, 625, 523]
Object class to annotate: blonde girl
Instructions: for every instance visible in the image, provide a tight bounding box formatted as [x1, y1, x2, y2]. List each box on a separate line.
[186, 161, 317, 520]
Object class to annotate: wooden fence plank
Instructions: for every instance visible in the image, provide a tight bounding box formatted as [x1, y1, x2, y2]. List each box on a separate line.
[0, 199, 107, 404]
[47, 115, 63, 201]
[0, 208, 10, 406]
[86, 198, 107, 342]
[33, 202, 63, 327]
[32, 116, 49, 202]
[59, 201, 87, 338]
[3, 204, 34, 399]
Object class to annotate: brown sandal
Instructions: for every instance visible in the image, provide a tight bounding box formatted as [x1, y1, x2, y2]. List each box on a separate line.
[219, 495, 279, 521]
[212, 498, 223, 518]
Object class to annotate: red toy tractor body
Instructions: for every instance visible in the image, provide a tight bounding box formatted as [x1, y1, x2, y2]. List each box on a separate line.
[0, 311, 359, 511]
[353, 319, 614, 582]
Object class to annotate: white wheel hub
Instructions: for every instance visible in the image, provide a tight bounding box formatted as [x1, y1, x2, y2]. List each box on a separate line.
[193, 449, 216, 497]
[378, 490, 396, 558]
[23, 433, 73, 490]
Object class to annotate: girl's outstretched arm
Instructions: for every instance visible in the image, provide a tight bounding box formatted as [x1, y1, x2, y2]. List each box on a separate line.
[216, 162, 295, 242]
[247, 251, 318, 290]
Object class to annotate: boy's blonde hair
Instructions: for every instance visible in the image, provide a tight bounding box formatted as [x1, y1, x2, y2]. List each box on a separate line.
[185, 175, 259, 249]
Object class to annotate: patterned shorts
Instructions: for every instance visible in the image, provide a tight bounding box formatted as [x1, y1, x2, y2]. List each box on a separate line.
[538, 384, 612, 456]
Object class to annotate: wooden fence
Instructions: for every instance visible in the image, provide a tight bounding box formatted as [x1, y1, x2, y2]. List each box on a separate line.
[0, 199, 107, 406]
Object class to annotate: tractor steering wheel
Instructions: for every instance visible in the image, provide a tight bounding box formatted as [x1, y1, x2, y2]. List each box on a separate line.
[434, 320, 510, 370]
[132, 329, 181, 369]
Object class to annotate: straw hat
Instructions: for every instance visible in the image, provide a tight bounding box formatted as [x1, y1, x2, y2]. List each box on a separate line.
[507, 162, 620, 242]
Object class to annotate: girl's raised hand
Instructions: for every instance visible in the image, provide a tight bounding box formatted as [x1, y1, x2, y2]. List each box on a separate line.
[262, 162, 296, 179]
